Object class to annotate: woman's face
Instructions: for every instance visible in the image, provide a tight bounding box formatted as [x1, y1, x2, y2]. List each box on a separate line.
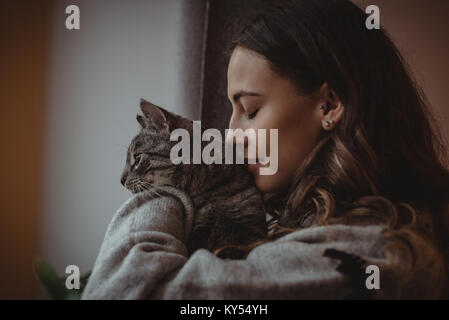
[226, 46, 325, 193]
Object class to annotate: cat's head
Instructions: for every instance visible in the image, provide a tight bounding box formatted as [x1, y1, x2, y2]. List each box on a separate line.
[120, 99, 192, 194]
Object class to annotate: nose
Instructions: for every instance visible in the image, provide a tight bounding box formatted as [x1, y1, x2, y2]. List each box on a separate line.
[120, 172, 128, 186]
[225, 116, 251, 163]
[225, 129, 236, 145]
[225, 115, 241, 145]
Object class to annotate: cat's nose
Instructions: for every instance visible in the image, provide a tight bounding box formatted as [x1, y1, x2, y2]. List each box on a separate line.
[120, 173, 127, 186]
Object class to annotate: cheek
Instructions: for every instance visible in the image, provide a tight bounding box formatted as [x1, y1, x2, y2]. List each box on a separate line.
[259, 115, 321, 191]
[281, 116, 319, 164]
[245, 107, 282, 153]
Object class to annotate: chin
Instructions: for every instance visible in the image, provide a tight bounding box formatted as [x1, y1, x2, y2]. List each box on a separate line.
[254, 175, 281, 193]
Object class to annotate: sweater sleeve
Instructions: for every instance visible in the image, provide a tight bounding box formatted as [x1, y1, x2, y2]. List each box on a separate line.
[81, 188, 446, 300]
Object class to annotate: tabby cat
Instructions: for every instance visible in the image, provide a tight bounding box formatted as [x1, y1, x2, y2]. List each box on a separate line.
[120, 99, 267, 258]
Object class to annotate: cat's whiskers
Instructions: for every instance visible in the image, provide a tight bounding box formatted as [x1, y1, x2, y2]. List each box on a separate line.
[144, 182, 163, 197]
[150, 185, 163, 197]
[140, 180, 162, 197]
[135, 180, 147, 193]
[127, 178, 143, 194]
[140, 181, 163, 198]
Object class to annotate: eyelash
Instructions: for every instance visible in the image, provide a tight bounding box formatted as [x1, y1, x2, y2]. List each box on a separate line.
[247, 109, 259, 120]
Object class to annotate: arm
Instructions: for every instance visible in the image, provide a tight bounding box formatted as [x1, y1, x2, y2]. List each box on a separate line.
[82, 188, 446, 299]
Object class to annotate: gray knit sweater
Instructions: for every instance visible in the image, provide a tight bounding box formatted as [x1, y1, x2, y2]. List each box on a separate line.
[81, 186, 446, 299]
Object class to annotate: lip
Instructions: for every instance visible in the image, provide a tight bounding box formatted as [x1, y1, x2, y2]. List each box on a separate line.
[247, 163, 261, 174]
[245, 158, 261, 174]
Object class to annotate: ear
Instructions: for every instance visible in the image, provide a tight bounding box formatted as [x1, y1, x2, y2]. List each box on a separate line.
[316, 83, 344, 131]
[136, 114, 147, 128]
[140, 99, 167, 122]
[139, 98, 170, 131]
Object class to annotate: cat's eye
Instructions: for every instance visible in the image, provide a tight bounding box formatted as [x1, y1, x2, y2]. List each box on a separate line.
[247, 109, 259, 120]
[134, 154, 142, 168]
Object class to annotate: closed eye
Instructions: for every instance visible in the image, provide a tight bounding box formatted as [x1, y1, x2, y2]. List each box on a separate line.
[248, 109, 259, 120]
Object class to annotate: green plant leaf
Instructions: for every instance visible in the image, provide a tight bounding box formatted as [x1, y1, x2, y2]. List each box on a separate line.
[33, 258, 67, 300]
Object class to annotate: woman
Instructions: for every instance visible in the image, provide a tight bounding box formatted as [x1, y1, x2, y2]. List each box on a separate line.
[82, 0, 449, 299]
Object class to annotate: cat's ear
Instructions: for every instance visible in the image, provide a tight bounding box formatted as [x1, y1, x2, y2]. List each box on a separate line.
[139, 99, 169, 131]
[136, 114, 147, 128]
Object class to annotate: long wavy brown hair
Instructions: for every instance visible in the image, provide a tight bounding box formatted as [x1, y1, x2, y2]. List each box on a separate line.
[215, 0, 449, 291]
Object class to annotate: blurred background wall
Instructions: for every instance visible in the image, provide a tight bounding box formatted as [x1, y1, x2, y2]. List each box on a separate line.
[41, 0, 207, 286]
[354, 0, 449, 165]
[0, 0, 50, 299]
[0, 0, 448, 299]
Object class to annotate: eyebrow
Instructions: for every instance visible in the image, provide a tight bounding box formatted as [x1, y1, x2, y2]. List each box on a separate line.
[232, 90, 262, 103]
